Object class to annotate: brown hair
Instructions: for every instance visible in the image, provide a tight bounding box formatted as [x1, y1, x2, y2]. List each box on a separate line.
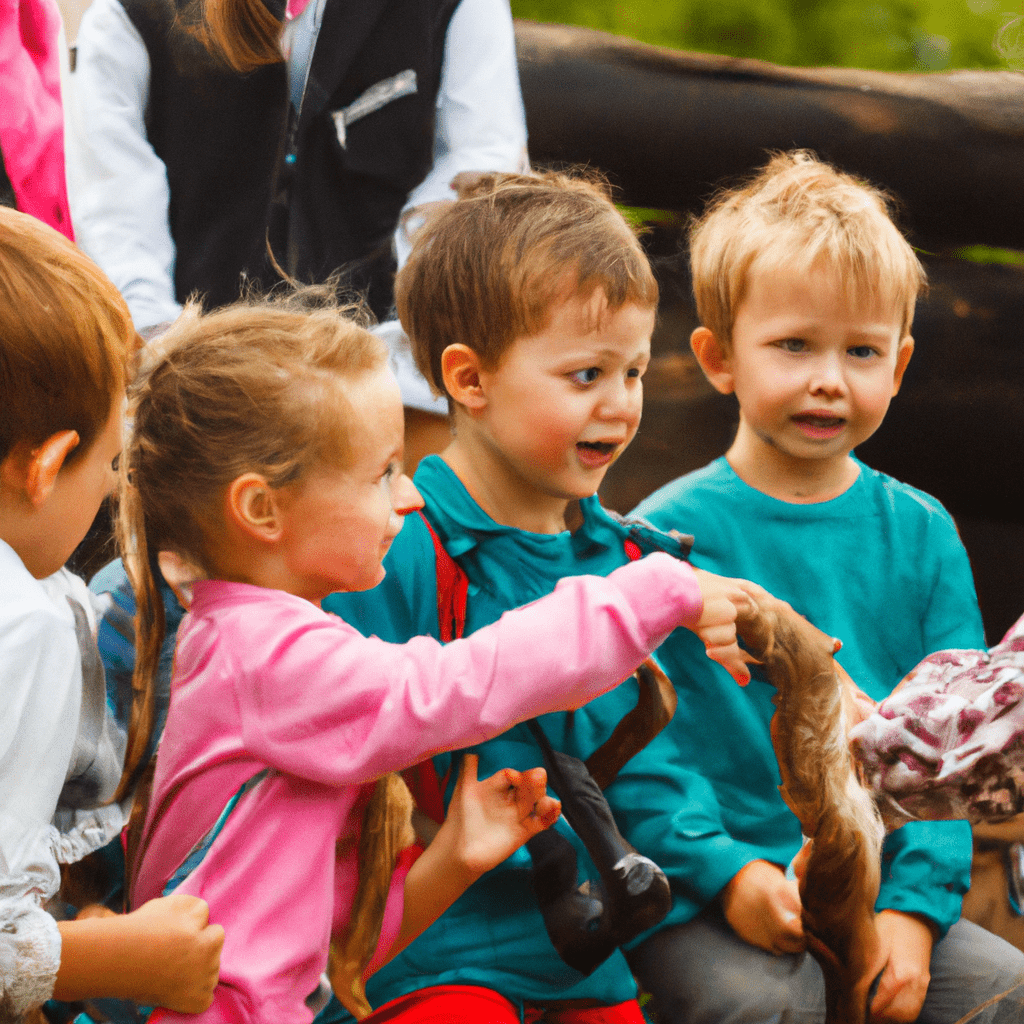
[0, 206, 135, 466]
[186, 0, 283, 73]
[395, 170, 659, 401]
[689, 150, 926, 349]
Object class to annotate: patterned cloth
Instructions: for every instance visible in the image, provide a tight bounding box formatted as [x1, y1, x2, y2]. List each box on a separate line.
[852, 612, 1024, 826]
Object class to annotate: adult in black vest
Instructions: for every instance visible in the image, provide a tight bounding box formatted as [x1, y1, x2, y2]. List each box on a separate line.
[67, 0, 528, 462]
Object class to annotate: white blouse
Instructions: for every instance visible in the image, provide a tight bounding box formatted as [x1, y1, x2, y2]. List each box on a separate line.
[0, 542, 129, 1020]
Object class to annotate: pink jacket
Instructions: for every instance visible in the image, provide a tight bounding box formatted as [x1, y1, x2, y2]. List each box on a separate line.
[0, 0, 73, 238]
[134, 554, 702, 1024]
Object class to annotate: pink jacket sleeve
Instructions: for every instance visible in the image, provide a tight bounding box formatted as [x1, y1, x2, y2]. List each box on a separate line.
[0, 0, 73, 238]
[235, 552, 702, 785]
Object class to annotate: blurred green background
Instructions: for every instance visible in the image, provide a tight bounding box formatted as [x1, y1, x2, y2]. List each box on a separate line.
[510, 0, 1023, 71]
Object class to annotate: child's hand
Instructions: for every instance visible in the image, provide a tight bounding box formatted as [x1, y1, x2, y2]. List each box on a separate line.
[721, 859, 805, 956]
[868, 910, 933, 1023]
[689, 569, 764, 685]
[74, 903, 118, 920]
[125, 894, 224, 1012]
[442, 753, 562, 881]
[380, 754, 561, 969]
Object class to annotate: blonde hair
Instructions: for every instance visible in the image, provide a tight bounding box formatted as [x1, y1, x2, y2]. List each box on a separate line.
[0, 206, 135, 465]
[396, 170, 659, 400]
[118, 296, 385, 797]
[689, 151, 926, 349]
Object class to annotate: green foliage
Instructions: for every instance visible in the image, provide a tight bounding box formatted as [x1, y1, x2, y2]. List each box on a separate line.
[953, 244, 1024, 266]
[509, 0, 1022, 71]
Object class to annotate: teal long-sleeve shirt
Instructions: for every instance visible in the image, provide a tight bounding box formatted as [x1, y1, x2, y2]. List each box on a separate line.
[631, 456, 984, 940]
[323, 455, 713, 1010]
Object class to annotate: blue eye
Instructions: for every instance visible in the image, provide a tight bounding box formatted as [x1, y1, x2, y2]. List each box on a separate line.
[849, 345, 876, 359]
[778, 338, 806, 353]
[626, 367, 642, 379]
[111, 454, 121, 472]
[571, 367, 601, 385]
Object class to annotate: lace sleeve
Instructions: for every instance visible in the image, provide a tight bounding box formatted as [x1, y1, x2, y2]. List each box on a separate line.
[0, 896, 61, 1022]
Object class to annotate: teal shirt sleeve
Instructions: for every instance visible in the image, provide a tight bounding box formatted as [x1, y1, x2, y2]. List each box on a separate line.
[605, 726, 771, 941]
[875, 506, 982, 936]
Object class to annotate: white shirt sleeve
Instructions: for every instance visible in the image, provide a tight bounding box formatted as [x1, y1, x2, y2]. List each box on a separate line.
[65, 0, 182, 332]
[394, 0, 529, 265]
[0, 558, 80, 1018]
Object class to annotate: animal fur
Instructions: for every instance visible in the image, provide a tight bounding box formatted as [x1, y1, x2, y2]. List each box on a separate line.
[736, 595, 885, 1024]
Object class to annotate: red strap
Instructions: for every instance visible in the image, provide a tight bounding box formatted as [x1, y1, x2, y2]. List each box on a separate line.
[400, 762, 448, 826]
[623, 539, 643, 562]
[398, 513, 468, 824]
[419, 511, 468, 643]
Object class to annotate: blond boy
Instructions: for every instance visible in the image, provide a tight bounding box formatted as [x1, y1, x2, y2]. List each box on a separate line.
[629, 151, 1024, 1024]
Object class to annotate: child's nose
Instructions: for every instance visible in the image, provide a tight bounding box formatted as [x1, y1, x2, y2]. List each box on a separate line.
[810, 353, 847, 395]
[599, 376, 642, 421]
[392, 474, 424, 516]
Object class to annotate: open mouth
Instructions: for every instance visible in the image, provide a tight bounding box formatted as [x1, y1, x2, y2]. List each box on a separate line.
[793, 414, 845, 438]
[576, 440, 619, 467]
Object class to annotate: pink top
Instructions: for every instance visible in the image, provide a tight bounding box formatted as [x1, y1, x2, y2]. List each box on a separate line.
[0, 0, 73, 238]
[134, 554, 702, 1024]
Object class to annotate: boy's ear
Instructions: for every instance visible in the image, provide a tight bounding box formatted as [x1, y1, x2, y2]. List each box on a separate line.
[441, 344, 487, 411]
[225, 473, 282, 542]
[690, 327, 735, 395]
[6, 431, 82, 507]
[891, 336, 915, 395]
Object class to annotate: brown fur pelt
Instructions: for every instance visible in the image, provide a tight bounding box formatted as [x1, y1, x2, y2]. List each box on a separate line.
[328, 773, 416, 1020]
[736, 595, 885, 1024]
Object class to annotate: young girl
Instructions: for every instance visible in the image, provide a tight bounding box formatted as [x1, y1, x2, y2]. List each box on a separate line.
[0, 207, 223, 1019]
[119, 294, 753, 1024]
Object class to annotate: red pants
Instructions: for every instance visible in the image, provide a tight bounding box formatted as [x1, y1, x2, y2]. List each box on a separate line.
[363, 985, 646, 1024]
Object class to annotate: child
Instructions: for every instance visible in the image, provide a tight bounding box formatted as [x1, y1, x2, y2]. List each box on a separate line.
[120, 291, 753, 1024]
[627, 151, 1024, 1024]
[0, 207, 223, 1019]
[318, 170, 735, 1023]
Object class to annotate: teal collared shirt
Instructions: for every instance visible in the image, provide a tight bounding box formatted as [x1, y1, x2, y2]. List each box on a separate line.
[322, 456, 693, 1009]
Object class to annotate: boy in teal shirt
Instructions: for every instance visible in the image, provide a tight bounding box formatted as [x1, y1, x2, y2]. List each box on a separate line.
[322, 170, 753, 1023]
[628, 151, 1024, 1024]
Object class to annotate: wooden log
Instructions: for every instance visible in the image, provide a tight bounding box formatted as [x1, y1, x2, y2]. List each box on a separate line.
[515, 21, 1024, 252]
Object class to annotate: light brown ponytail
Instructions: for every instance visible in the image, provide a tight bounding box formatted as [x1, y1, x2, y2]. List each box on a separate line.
[329, 774, 416, 1019]
[188, 0, 284, 73]
[111, 439, 166, 805]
